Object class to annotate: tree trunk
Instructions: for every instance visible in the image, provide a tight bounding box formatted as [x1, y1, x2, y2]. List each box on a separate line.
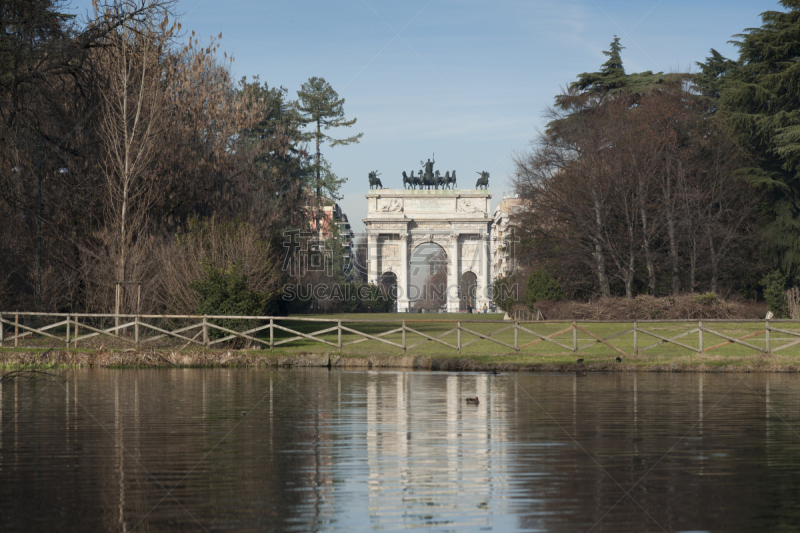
[665, 171, 680, 295]
[593, 239, 610, 297]
[315, 118, 321, 240]
[625, 249, 635, 299]
[592, 195, 610, 297]
[641, 205, 656, 295]
[708, 233, 719, 294]
[626, 205, 635, 299]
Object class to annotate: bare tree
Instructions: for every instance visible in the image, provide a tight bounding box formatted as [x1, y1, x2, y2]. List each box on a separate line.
[157, 32, 263, 228]
[699, 128, 760, 293]
[514, 86, 763, 299]
[96, 1, 173, 314]
[155, 216, 279, 314]
[515, 96, 625, 297]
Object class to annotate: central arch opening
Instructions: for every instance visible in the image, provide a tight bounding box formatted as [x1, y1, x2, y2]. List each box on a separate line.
[408, 242, 448, 312]
[460, 271, 477, 312]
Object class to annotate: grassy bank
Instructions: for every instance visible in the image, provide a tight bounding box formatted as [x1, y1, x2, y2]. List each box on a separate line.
[3, 313, 800, 372]
[2, 346, 800, 373]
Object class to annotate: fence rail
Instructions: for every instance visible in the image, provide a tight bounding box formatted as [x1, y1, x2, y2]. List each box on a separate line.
[1, 312, 799, 356]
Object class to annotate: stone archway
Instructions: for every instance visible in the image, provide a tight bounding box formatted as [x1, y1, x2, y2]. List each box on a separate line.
[364, 188, 493, 312]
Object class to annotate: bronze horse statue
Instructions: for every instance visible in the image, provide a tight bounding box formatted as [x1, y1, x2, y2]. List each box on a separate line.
[369, 170, 383, 189]
[434, 170, 443, 189]
[475, 171, 489, 190]
[418, 170, 429, 189]
[447, 170, 457, 189]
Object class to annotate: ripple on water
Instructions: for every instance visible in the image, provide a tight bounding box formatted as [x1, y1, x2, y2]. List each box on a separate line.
[0, 369, 799, 531]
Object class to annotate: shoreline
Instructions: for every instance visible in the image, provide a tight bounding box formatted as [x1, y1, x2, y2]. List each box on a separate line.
[1, 349, 799, 373]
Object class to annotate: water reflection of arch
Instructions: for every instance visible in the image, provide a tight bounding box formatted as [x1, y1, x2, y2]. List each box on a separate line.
[459, 270, 477, 311]
[365, 372, 508, 530]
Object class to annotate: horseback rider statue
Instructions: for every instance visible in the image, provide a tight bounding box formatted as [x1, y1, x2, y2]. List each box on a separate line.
[475, 171, 489, 190]
[369, 170, 383, 189]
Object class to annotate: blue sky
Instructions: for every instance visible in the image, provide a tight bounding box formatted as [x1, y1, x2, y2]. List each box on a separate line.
[69, 0, 776, 232]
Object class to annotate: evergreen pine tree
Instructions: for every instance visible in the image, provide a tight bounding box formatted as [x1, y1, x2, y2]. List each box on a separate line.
[572, 36, 627, 94]
[695, 49, 739, 101]
[550, 37, 685, 138]
[296, 77, 362, 236]
[715, 1, 800, 274]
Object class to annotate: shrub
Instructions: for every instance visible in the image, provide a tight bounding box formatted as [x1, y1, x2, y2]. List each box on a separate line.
[190, 262, 269, 340]
[492, 273, 524, 313]
[338, 282, 363, 314]
[360, 283, 395, 313]
[761, 270, 788, 318]
[525, 270, 564, 311]
[693, 292, 719, 306]
[157, 216, 279, 314]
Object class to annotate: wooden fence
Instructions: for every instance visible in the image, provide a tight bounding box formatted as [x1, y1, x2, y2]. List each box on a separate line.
[1, 313, 800, 356]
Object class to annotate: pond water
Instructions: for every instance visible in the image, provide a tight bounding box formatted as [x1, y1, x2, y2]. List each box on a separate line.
[1, 369, 799, 532]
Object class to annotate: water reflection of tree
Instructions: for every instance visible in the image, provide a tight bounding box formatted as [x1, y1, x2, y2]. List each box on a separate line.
[6, 373, 800, 531]
[0, 370, 340, 531]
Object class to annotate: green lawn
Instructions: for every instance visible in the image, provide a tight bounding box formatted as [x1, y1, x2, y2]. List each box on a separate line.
[264, 314, 800, 363]
[4, 313, 800, 368]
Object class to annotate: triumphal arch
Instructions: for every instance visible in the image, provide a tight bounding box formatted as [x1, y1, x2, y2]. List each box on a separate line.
[364, 182, 492, 312]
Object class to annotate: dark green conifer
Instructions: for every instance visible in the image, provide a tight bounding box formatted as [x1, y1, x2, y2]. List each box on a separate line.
[573, 36, 627, 94]
[237, 76, 311, 233]
[712, 1, 800, 274]
[695, 49, 739, 101]
[550, 37, 685, 138]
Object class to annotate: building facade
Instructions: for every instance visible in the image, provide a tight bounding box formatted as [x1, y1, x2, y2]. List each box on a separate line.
[490, 195, 526, 281]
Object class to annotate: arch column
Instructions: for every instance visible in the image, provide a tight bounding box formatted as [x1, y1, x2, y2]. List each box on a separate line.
[398, 234, 409, 312]
[368, 233, 379, 284]
[447, 234, 460, 312]
[478, 235, 491, 311]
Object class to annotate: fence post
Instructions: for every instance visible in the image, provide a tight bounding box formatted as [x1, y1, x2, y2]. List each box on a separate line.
[402, 321, 406, 352]
[698, 320, 703, 354]
[269, 318, 274, 349]
[633, 321, 638, 356]
[14, 314, 18, 348]
[457, 321, 461, 353]
[74, 315, 79, 348]
[572, 322, 577, 352]
[0, 313, 3, 348]
[338, 320, 342, 351]
[115, 283, 120, 336]
[134, 315, 140, 348]
[514, 321, 518, 350]
[766, 320, 770, 354]
[202, 316, 209, 348]
[65, 315, 70, 348]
